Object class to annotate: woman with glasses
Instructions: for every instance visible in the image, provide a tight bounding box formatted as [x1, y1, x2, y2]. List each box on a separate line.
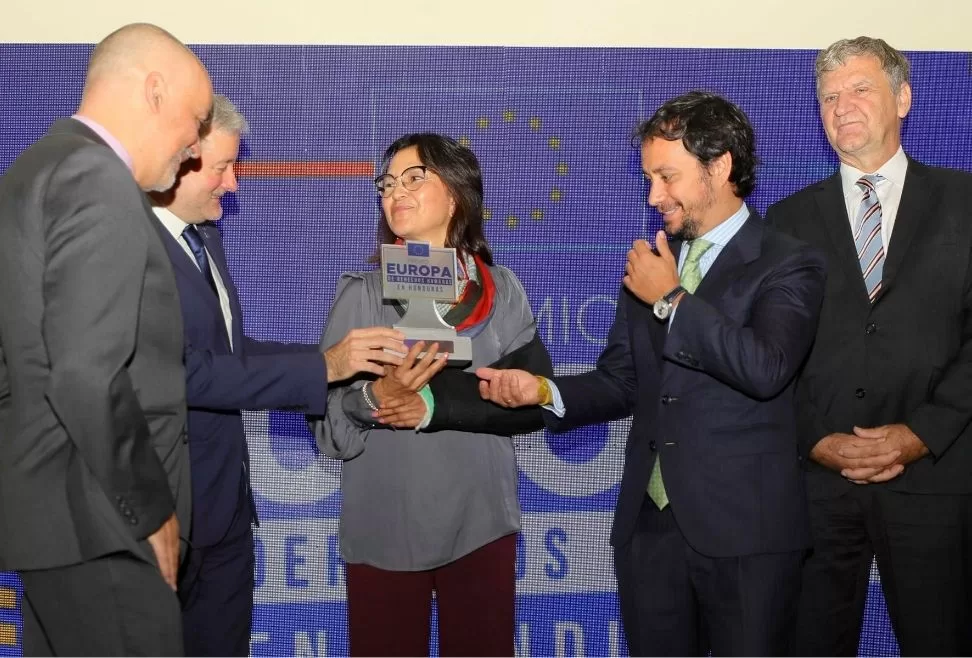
[311, 132, 550, 656]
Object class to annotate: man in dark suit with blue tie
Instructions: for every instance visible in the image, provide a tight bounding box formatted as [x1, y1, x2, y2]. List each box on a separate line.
[150, 95, 407, 656]
[477, 92, 826, 655]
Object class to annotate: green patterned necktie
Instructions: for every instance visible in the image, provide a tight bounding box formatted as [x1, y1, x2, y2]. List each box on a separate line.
[647, 238, 714, 510]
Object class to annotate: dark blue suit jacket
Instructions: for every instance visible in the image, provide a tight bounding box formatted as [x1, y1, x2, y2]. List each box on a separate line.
[547, 214, 826, 557]
[160, 221, 328, 548]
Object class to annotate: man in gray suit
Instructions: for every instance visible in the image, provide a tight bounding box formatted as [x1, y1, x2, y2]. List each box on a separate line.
[0, 23, 213, 656]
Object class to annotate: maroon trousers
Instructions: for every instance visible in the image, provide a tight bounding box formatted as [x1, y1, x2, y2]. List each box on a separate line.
[345, 533, 517, 657]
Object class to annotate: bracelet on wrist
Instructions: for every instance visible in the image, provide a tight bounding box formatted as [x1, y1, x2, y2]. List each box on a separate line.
[361, 381, 379, 412]
[536, 376, 554, 406]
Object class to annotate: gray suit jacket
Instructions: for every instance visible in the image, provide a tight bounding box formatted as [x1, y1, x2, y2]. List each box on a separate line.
[0, 118, 190, 570]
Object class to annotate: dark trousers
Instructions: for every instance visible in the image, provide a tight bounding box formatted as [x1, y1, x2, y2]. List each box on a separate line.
[613, 497, 804, 657]
[794, 487, 972, 656]
[20, 550, 182, 656]
[178, 494, 255, 657]
[345, 533, 517, 657]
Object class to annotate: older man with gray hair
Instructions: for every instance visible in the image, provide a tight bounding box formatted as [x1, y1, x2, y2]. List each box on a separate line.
[767, 36, 972, 656]
[150, 94, 406, 656]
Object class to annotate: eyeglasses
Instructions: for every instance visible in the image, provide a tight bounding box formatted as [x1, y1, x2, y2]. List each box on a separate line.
[374, 165, 432, 198]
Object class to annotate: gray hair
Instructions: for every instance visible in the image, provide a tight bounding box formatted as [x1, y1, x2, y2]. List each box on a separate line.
[208, 94, 249, 137]
[816, 36, 911, 95]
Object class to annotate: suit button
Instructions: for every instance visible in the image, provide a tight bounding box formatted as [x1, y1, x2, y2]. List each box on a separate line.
[855, 388, 866, 398]
[129, 517, 138, 526]
[676, 351, 689, 360]
[649, 440, 657, 451]
[661, 395, 670, 405]
[865, 323, 878, 335]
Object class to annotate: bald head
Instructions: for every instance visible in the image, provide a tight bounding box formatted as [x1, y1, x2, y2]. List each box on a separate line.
[84, 24, 198, 92]
[78, 23, 213, 192]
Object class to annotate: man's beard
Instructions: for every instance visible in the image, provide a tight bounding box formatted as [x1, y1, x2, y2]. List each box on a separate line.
[145, 149, 194, 193]
[664, 173, 717, 242]
[667, 214, 703, 242]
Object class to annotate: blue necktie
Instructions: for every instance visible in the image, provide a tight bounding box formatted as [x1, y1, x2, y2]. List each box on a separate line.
[854, 175, 884, 303]
[181, 225, 219, 295]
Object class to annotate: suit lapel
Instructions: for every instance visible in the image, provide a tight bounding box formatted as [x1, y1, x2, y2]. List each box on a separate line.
[158, 226, 225, 312]
[692, 212, 762, 301]
[881, 159, 934, 296]
[658, 215, 758, 389]
[813, 174, 871, 303]
[197, 223, 243, 352]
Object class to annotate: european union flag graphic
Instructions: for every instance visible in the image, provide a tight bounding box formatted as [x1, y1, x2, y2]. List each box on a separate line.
[406, 241, 430, 257]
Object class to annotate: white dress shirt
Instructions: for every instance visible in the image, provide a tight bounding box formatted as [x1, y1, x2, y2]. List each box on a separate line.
[840, 146, 909, 251]
[153, 207, 235, 351]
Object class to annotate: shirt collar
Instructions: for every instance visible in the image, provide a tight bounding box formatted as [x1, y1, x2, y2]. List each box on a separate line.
[71, 114, 134, 172]
[696, 201, 750, 247]
[153, 206, 193, 242]
[840, 146, 908, 198]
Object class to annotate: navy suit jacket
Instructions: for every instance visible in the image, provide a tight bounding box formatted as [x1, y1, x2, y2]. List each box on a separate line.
[546, 213, 826, 558]
[160, 221, 328, 548]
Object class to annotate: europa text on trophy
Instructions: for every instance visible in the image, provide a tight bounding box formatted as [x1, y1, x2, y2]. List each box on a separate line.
[380, 240, 472, 365]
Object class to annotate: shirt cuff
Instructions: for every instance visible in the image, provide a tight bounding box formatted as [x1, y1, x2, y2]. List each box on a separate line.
[542, 378, 566, 418]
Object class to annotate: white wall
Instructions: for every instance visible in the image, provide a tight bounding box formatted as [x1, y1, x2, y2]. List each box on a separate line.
[1, 0, 969, 49]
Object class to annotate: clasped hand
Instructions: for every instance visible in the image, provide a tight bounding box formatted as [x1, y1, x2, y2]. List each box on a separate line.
[811, 423, 929, 484]
[371, 341, 448, 428]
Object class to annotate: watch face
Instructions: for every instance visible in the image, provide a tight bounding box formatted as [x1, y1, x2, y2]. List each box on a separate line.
[653, 298, 671, 320]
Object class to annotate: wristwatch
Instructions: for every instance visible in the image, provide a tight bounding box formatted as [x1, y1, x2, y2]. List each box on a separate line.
[653, 285, 686, 321]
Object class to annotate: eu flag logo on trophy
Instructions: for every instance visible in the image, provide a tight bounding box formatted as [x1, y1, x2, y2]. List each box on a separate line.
[407, 242, 430, 258]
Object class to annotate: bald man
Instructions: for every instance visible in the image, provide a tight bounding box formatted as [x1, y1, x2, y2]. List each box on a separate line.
[0, 23, 213, 655]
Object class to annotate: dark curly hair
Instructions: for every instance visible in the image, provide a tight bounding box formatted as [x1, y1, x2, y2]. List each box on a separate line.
[633, 91, 758, 198]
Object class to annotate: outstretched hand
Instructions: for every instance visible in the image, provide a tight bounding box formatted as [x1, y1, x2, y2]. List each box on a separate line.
[323, 327, 407, 382]
[476, 367, 540, 407]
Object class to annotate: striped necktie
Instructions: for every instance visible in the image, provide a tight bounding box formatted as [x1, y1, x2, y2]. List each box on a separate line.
[854, 174, 884, 302]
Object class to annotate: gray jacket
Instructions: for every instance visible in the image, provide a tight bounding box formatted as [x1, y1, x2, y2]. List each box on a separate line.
[313, 265, 535, 570]
[0, 118, 189, 570]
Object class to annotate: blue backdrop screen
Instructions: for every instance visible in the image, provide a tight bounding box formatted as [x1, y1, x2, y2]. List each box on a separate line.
[1, 44, 971, 657]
